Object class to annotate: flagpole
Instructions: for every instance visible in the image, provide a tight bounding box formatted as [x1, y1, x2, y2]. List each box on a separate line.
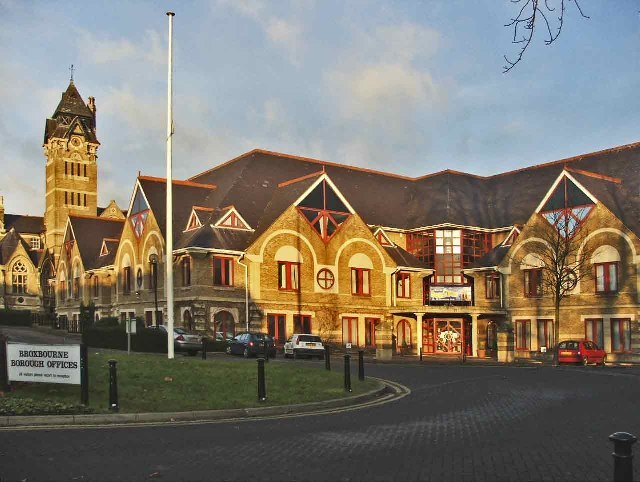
[165, 11, 175, 359]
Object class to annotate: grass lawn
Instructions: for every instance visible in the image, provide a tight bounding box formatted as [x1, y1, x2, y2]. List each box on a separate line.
[1, 351, 379, 415]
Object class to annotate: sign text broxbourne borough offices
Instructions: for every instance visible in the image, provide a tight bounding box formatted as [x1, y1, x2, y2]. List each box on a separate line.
[7, 343, 81, 385]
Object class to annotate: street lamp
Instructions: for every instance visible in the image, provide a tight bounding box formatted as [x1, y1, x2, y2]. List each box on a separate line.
[149, 254, 159, 326]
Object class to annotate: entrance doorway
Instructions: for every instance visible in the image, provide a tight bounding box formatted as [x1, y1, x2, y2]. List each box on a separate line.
[486, 321, 498, 358]
[396, 319, 412, 353]
[422, 318, 464, 354]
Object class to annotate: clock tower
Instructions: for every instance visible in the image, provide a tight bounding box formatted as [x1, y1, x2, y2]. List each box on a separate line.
[43, 80, 100, 262]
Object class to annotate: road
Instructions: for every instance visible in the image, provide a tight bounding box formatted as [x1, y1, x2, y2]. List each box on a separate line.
[1, 347, 638, 481]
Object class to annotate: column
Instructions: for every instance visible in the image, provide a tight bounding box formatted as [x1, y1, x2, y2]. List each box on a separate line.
[471, 314, 478, 357]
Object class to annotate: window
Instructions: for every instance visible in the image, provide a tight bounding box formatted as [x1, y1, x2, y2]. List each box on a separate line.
[515, 320, 531, 351]
[585, 318, 604, 348]
[267, 314, 286, 345]
[219, 211, 248, 229]
[278, 261, 300, 291]
[149, 260, 158, 289]
[181, 257, 191, 286]
[83, 193, 87, 207]
[524, 269, 542, 297]
[12, 261, 27, 294]
[342, 317, 358, 345]
[365, 318, 379, 347]
[83, 164, 87, 177]
[129, 188, 150, 239]
[297, 179, 351, 242]
[462, 231, 492, 266]
[93, 276, 99, 298]
[351, 268, 370, 296]
[293, 315, 312, 334]
[71, 163, 75, 176]
[540, 176, 594, 239]
[396, 272, 411, 298]
[213, 256, 234, 286]
[595, 262, 618, 293]
[537, 319, 554, 350]
[73, 275, 80, 299]
[65, 162, 68, 175]
[122, 266, 131, 294]
[611, 318, 631, 353]
[59, 280, 66, 301]
[485, 273, 500, 299]
[30, 237, 41, 250]
[435, 230, 463, 283]
[64, 191, 68, 205]
[406, 230, 435, 266]
[316, 268, 335, 290]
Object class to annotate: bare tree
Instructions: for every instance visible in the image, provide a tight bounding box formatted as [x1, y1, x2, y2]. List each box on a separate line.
[504, 0, 589, 73]
[315, 301, 341, 345]
[523, 209, 594, 364]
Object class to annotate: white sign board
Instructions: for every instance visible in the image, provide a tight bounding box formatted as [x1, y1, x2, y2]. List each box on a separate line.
[7, 343, 81, 385]
[126, 318, 137, 334]
[346, 343, 352, 349]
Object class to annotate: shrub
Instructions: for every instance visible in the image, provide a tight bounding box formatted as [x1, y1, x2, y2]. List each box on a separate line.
[0, 397, 94, 416]
[94, 317, 121, 328]
[83, 326, 168, 353]
[0, 309, 32, 326]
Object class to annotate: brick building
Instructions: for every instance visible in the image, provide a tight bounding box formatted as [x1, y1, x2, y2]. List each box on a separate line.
[4, 80, 640, 362]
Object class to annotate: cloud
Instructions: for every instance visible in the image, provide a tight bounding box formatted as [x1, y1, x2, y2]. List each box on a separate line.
[75, 29, 166, 67]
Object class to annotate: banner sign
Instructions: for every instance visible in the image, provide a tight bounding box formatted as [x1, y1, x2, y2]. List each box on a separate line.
[429, 285, 472, 303]
[6, 343, 81, 385]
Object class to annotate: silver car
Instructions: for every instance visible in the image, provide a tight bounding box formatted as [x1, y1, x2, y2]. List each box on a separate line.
[152, 325, 202, 356]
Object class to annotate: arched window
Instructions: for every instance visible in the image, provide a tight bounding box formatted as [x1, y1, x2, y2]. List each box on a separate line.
[349, 253, 373, 296]
[183, 309, 194, 332]
[396, 319, 412, 349]
[122, 255, 132, 294]
[73, 264, 81, 299]
[591, 245, 620, 293]
[275, 246, 302, 292]
[12, 261, 27, 294]
[213, 311, 235, 341]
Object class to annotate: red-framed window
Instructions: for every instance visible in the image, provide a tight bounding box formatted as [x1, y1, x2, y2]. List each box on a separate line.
[585, 318, 604, 348]
[515, 320, 531, 351]
[611, 318, 631, 353]
[342, 317, 358, 345]
[219, 211, 247, 229]
[595, 262, 618, 293]
[524, 269, 542, 298]
[213, 256, 234, 286]
[60, 280, 66, 301]
[485, 273, 500, 299]
[406, 230, 435, 266]
[293, 315, 312, 334]
[297, 179, 351, 243]
[181, 257, 191, 286]
[396, 272, 410, 298]
[462, 231, 492, 266]
[278, 261, 300, 291]
[397, 319, 412, 348]
[435, 229, 463, 284]
[365, 318, 379, 347]
[267, 314, 286, 345]
[351, 268, 370, 296]
[537, 319, 554, 350]
[122, 266, 131, 294]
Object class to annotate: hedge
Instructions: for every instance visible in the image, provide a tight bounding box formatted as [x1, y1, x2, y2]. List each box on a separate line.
[0, 309, 32, 326]
[82, 326, 168, 353]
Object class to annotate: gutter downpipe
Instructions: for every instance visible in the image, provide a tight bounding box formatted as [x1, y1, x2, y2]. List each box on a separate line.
[238, 253, 249, 331]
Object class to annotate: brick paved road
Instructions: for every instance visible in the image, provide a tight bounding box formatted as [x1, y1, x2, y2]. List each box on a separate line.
[1, 361, 638, 481]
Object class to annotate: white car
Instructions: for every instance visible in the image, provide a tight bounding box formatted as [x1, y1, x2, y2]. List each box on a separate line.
[283, 334, 325, 359]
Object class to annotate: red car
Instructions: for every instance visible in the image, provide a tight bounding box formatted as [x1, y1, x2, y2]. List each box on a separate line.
[557, 340, 607, 366]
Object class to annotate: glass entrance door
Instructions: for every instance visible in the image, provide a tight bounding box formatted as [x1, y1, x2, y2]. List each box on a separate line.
[435, 319, 463, 354]
[423, 319, 435, 353]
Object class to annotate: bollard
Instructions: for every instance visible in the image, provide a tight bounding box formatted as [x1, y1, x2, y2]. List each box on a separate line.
[358, 350, 365, 381]
[0, 335, 9, 391]
[202, 338, 207, 360]
[263, 340, 269, 363]
[420, 346, 423, 362]
[108, 359, 119, 412]
[610, 432, 637, 482]
[325, 345, 331, 371]
[344, 354, 352, 392]
[257, 358, 267, 401]
[80, 344, 89, 405]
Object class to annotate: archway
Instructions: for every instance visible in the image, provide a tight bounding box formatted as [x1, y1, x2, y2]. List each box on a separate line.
[486, 321, 498, 358]
[183, 309, 194, 332]
[396, 319, 412, 353]
[213, 310, 235, 341]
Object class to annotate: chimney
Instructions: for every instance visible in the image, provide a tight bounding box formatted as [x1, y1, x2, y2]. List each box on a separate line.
[87, 96, 97, 131]
[0, 195, 5, 234]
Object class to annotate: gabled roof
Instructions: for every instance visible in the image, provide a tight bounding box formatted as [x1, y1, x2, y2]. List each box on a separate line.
[67, 215, 124, 270]
[44, 81, 98, 144]
[175, 225, 253, 253]
[53, 81, 93, 119]
[3, 214, 44, 234]
[0, 229, 31, 265]
[384, 245, 429, 270]
[465, 245, 511, 270]
[187, 143, 640, 232]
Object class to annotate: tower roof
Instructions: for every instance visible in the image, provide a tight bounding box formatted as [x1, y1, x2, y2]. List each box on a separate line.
[53, 81, 93, 119]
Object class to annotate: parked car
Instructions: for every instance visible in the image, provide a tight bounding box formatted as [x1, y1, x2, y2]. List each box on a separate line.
[283, 334, 325, 359]
[226, 332, 277, 358]
[148, 325, 202, 356]
[557, 339, 607, 366]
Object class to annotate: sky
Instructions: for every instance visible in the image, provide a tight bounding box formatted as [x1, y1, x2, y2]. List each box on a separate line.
[1, 0, 639, 216]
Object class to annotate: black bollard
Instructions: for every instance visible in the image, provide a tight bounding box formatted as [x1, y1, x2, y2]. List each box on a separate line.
[358, 350, 365, 381]
[80, 344, 89, 405]
[257, 358, 267, 401]
[202, 338, 207, 360]
[610, 432, 637, 482]
[420, 346, 423, 362]
[325, 345, 331, 371]
[0, 335, 9, 392]
[108, 359, 119, 412]
[264, 340, 269, 363]
[344, 354, 352, 392]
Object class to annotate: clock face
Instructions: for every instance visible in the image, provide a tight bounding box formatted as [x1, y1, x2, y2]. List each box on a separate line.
[70, 137, 81, 147]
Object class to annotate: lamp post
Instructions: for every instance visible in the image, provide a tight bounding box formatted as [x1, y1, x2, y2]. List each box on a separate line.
[149, 254, 159, 326]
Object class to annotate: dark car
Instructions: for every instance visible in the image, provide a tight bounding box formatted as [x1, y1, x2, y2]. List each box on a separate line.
[557, 339, 607, 366]
[226, 332, 277, 358]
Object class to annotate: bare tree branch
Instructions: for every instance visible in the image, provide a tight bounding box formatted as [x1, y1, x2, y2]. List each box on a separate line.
[504, 0, 589, 73]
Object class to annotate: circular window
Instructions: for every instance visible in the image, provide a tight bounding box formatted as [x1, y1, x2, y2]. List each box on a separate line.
[316, 268, 335, 290]
[17, 297, 25, 304]
[136, 268, 143, 289]
[561, 268, 578, 291]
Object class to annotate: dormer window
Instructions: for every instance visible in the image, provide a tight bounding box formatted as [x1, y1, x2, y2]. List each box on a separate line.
[297, 179, 351, 242]
[219, 211, 247, 229]
[539, 176, 594, 239]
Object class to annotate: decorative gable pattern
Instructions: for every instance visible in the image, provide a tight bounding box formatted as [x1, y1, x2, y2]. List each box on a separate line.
[129, 187, 150, 239]
[214, 207, 251, 230]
